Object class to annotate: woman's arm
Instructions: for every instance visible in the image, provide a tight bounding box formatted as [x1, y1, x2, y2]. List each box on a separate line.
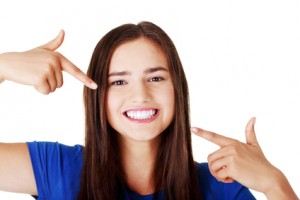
[0, 31, 97, 195]
[262, 168, 299, 200]
[0, 143, 37, 195]
[191, 118, 299, 200]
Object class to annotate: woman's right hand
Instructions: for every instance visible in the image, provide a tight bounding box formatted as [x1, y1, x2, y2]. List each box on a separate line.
[0, 30, 97, 94]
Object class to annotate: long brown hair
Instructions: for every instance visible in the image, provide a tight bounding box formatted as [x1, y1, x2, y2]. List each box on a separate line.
[78, 21, 203, 200]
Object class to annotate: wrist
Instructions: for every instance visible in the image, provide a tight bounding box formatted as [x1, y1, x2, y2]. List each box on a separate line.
[0, 52, 13, 83]
[0, 53, 6, 82]
[264, 168, 298, 200]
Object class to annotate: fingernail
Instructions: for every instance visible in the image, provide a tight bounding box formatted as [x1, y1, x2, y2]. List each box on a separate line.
[91, 82, 98, 89]
[252, 117, 256, 125]
[191, 127, 199, 133]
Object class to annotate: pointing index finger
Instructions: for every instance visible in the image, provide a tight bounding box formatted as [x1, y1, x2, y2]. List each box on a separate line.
[60, 55, 98, 89]
[191, 127, 236, 147]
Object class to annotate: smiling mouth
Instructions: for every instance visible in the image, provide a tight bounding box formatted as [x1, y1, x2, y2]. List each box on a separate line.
[124, 109, 158, 120]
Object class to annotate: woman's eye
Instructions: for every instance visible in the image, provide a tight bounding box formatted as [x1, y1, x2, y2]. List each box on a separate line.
[111, 80, 126, 86]
[149, 77, 164, 82]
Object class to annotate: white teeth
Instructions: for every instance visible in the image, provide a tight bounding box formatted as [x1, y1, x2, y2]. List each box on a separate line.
[126, 110, 157, 120]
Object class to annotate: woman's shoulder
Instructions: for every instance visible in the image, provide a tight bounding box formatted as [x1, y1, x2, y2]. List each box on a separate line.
[27, 141, 83, 160]
[27, 141, 84, 168]
[26, 141, 83, 150]
[195, 162, 256, 200]
[26, 141, 84, 199]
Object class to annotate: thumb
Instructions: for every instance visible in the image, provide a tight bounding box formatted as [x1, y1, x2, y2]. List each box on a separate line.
[245, 117, 259, 146]
[37, 29, 65, 51]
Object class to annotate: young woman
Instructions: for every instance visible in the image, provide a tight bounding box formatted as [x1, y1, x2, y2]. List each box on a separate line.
[0, 21, 298, 200]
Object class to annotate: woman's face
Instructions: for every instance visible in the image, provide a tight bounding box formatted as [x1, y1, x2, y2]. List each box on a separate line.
[106, 37, 175, 142]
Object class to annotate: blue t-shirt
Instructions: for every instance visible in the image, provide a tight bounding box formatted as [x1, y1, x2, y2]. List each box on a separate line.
[27, 142, 256, 200]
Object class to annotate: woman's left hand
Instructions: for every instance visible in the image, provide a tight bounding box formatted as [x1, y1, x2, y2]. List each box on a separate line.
[191, 118, 281, 195]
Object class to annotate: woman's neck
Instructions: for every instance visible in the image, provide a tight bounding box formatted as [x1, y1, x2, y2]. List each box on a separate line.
[119, 136, 160, 195]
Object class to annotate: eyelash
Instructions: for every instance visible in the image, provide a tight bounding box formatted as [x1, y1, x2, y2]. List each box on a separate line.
[109, 76, 165, 86]
[111, 80, 127, 86]
[148, 76, 164, 82]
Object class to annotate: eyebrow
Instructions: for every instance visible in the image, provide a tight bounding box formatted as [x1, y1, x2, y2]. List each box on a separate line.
[108, 71, 131, 77]
[144, 66, 168, 74]
[108, 66, 168, 77]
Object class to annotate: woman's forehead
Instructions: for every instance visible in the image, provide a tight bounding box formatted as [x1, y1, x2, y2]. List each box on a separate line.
[109, 38, 168, 72]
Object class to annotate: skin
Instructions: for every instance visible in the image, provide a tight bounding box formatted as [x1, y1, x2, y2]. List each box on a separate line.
[0, 30, 97, 196]
[106, 38, 175, 194]
[191, 118, 299, 200]
[0, 31, 298, 199]
[106, 38, 175, 142]
[0, 30, 97, 93]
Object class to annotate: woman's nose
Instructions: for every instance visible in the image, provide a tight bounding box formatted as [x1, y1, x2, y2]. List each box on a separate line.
[130, 83, 151, 103]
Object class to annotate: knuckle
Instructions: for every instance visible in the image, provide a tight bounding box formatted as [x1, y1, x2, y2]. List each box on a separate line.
[207, 153, 213, 162]
[51, 87, 56, 93]
[57, 80, 64, 88]
[50, 82, 57, 91]
[35, 76, 47, 85]
[231, 138, 239, 144]
[53, 51, 62, 59]
[46, 53, 61, 68]
[210, 132, 216, 140]
[229, 145, 239, 153]
[71, 66, 81, 74]
[44, 65, 54, 75]
[227, 145, 240, 156]
[45, 53, 56, 63]
[34, 85, 50, 95]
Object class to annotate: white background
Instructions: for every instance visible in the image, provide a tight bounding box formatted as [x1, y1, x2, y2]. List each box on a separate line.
[0, 0, 299, 199]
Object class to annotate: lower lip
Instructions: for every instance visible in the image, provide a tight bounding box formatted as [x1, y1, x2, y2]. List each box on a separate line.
[124, 110, 159, 123]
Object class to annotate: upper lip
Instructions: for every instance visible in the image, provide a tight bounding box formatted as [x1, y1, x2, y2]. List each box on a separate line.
[123, 107, 157, 112]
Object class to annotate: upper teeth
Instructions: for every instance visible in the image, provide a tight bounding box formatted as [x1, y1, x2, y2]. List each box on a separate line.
[126, 110, 157, 120]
